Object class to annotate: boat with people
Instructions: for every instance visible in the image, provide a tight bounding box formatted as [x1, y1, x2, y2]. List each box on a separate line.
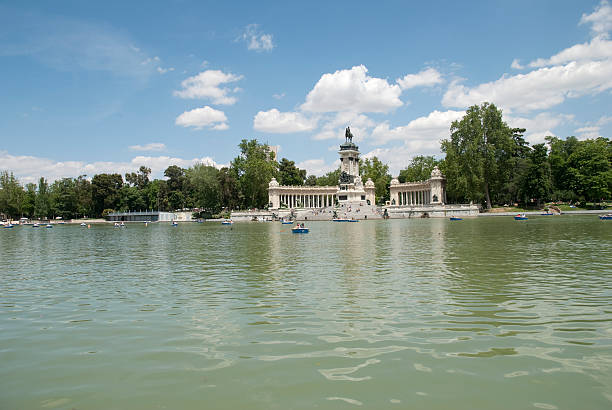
[514, 214, 528, 220]
[80, 222, 87, 226]
[221, 220, 233, 225]
[292, 223, 309, 233]
[4, 223, 14, 229]
[599, 213, 612, 220]
[332, 218, 359, 222]
[280, 218, 293, 224]
[450, 216, 463, 221]
[171, 221, 178, 227]
[45, 224, 53, 228]
[33, 223, 40, 227]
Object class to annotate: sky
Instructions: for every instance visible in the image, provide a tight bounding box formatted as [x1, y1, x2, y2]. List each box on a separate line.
[1, 0, 612, 184]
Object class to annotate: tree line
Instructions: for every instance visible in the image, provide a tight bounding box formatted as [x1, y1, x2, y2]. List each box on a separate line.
[1, 102, 610, 220]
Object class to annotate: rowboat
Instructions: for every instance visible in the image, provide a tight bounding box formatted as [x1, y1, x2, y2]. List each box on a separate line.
[599, 214, 612, 220]
[514, 214, 528, 220]
[292, 226, 309, 233]
[221, 220, 233, 225]
[450, 216, 463, 221]
[333, 218, 358, 222]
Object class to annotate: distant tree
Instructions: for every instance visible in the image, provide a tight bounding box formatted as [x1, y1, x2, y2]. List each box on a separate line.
[22, 183, 37, 218]
[441, 102, 516, 208]
[164, 165, 186, 210]
[186, 163, 220, 212]
[217, 167, 240, 210]
[519, 143, 552, 207]
[34, 177, 50, 219]
[316, 168, 341, 186]
[546, 136, 581, 201]
[74, 175, 93, 217]
[50, 178, 78, 219]
[231, 139, 278, 209]
[0, 171, 24, 219]
[398, 156, 441, 183]
[305, 175, 317, 186]
[125, 166, 151, 190]
[92, 173, 123, 217]
[278, 158, 306, 186]
[566, 137, 611, 202]
[360, 156, 391, 204]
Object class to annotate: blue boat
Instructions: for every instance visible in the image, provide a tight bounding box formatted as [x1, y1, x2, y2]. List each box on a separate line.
[599, 214, 612, 220]
[514, 214, 528, 220]
[221, 220, 233, 225]
[4, 224, 14, 228]
[171, 222, 178, 227]
[333, 218, 358, 222]
[292, 226, 309, 233]
[450, 217, 463, 221]
[281, 219, 293, 224]
[541, 213, 554, 216]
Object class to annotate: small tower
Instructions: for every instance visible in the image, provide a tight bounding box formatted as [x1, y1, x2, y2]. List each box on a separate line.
[429, 166, 445, 204]
[336, 127, 369, 203]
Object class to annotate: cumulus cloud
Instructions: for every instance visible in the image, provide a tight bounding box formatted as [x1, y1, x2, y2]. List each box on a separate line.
[301, 65, 403, 113]
[580, 0, 612, 38]
[507, 112, 573, 144]
[528, 36, 612, 67]
[0, 151, 225, 184]
[370, 110, 465, 145]
[129, 142, 167, 152]
[396, 67, 443, 89]
[175, 106, 228, 130]
[253, 109, 317, 133]
[296, 159, 340, 177]
[572, 114, 612, 139]
[312, 112, 375, 141]
[511, 59, 524, 69]
[174, 69, 243, 105]
[442, 60, 612, 113]
[239, 24, 275, 52]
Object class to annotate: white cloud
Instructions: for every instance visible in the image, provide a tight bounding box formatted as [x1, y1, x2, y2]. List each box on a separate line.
[575, 125, 602, 138]
[511, 59, 524, 69]
[301, 65, 403, 113]
[370, 110, 465, 144]
[580, 0, 612, 39]
[239, 24, 275, 52]
[296, 159, 340, 177]
[528, 36, 612, 67]
[396, 67, 443, 89]
[507, 112, 573, 144]
[442, 60, 612, 113]
[175, 106, 228, 130]
[363, 145, 440, 176]
[0, 151, 225, 184]
[174, 70, 243, 105]
[273, 92, 285, 100]
[253, 109, 317, 133]
[312, 113, 375, 141]
[156, 66, 174, 74]
[129, 142, 167, 152]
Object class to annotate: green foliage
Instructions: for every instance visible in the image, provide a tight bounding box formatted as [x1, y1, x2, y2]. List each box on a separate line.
[441, 102, 517, 208]
[316, 168, 341, 186]
[398, 156, 440, 183]
[566, 137, 611, 202]
[519, 143, 552, 206]
[360, 156, 391, 204]
[278, 158, 306, 186]
[0, 171, 24, 219]
[92, 173, 123, 217]
[186, 163, 221, 212]
[231, 139, 278, 208]
[304, 175, 317, 186]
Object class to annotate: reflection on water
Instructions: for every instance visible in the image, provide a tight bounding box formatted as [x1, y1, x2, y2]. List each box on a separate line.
[0, 217, 611, 409]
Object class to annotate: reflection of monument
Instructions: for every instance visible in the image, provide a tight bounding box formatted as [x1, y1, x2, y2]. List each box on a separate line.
[267, 127, 375, 210]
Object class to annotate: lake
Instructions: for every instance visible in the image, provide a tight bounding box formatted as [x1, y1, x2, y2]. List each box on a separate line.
[1, 216, 611, 409]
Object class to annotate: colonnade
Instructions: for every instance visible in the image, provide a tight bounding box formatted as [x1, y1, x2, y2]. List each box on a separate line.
[280, 193, 337, 208]
[397, 190, 431, 206]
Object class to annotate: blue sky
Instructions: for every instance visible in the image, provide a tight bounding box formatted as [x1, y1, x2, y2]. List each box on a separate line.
[1, 0, 611, 183]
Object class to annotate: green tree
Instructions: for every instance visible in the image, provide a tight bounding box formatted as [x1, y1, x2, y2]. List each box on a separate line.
[92, 173, 123, 217]
[164, 165, 186, 210]
[186, 163, 221, 212]
[50, 178, 78, 219]
[231, 139, 278, 209]
[278, 158, 306, 186]
[0, 171, 25, 219]
[217, 167, 240, 210]
[519, 143, 552, 207]
[566, 137, 611, 202]
[74, 176, 93, 217]
[398, 155, 441, 183]
[441, 102, 516, 209]
[34, 177, 50, 219]
[360, 156, 391, 204]
[316, 168, 341, 186]
[546, 136, 581, 201]
[22, 183, 37, 218]
[305, 175, 317, 186]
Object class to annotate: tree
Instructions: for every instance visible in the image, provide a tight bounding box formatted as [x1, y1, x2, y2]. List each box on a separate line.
[164, 165, 186, 210]
[360, 156, 391, 204]
[22, 183, 37, 218]
[217, 167, 240, 210]
[186, 163, 220, 212]
[231, 139, 278, 209]
[50, 178, 78, 219]
[441, 102, 516, 209]
[91, 173, 123, 217]
[566, 137, 611, 202]
[34, 177, 50, 219]
[278, 158, 306, 186]
[316, 168, 341, 186]
[398, 156, 441, 183]
[0, 171, 24, 219]
[519, 143, 552, 207]
[305, 175, 317, 186]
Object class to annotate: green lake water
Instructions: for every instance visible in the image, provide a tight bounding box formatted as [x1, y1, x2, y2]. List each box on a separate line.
[1, 216, 611, 409]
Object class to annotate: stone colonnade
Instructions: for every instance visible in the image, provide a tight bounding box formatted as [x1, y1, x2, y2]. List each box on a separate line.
[396, 189, 431, 206]
[278, 192, 337, 208]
